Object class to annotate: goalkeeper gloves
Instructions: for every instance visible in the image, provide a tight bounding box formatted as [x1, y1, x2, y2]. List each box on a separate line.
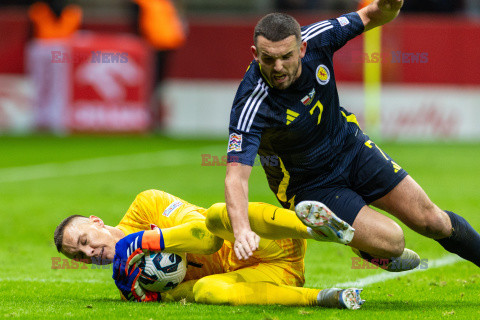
[112, 230, 165, 302]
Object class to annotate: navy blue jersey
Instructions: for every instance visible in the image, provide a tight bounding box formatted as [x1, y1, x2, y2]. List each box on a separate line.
[227, 12, 365, 207]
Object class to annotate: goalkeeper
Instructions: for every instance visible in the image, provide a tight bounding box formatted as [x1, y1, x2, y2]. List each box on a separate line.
[54, 189, 363, 309]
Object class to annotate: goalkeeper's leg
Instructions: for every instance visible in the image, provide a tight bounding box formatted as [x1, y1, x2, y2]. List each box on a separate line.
[192, 265, 364, 309]
[206, 202, 353, 244]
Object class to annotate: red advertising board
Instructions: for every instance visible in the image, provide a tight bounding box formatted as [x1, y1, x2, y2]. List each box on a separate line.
[27, 32, 153, 133]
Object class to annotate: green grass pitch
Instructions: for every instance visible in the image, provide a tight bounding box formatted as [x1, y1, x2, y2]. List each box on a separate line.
[0, 136, 479, 319]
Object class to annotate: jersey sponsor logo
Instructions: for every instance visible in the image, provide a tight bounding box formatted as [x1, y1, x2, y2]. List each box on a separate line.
[286, 109, 299, 125]
[162, 200, 183, 217]
[227, 133, 243, 152]
[336, 16, 350, 27]
[301, 88, 316, 106]
[316, 65, 330, 85]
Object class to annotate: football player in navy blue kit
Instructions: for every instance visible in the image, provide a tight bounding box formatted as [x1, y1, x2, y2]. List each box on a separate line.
[225, 0, 480, 271]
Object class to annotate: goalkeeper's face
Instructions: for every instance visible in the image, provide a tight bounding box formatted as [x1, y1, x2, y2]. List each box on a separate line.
[61, 216, 118, 265]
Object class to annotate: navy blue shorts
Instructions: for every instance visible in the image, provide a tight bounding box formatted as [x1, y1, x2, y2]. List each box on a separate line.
[294, 138, 408, 226]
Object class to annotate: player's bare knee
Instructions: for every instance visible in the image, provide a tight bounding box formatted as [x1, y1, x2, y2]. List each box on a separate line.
[420, 209, 452, 239]
[376, 220, 404, 257]
[387, 222, 405, 257]
[409, 203, 450, 238]
[391, 234, 405, 257]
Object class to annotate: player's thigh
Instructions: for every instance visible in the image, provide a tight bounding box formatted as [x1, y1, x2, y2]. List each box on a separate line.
[349, 140, 450, 237]
[371, 175, 451, 238]
[349, 205, 405, 257]
[219, 262, 299, 284]
[206, 203, 307, 258]
[230, 238, 306, 286]
[192, 263, 293, 304]
[349, 137, 408, 205]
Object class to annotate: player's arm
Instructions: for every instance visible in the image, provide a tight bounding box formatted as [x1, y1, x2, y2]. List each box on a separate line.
[225, 162, 260, 260]
[120, 190, 223, 254]
[357, 0, 403, 32]
[116, 218, 223, 258]
[161, 221, 224, 255]
[113, 226, 210, 303]
[113, 218, 222, 302]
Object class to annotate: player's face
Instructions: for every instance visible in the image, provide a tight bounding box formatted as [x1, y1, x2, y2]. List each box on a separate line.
[252, 35, 307, 90]
[61, 216, 118, 265]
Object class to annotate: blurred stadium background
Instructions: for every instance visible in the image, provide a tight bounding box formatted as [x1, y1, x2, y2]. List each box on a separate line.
[1, 0, 480, 139]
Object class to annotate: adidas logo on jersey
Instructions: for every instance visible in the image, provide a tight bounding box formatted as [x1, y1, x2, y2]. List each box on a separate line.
[391, 161, 402, 173]
[286, 109, 299, 125]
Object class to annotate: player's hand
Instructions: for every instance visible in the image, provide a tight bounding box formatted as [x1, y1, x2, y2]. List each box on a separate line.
[113, 260, 144, 301]
[112, 231, 161, 302]
[377, 0, 403, 12]
[114, 263, 161, 303]
[112, 232, 145, 301]
[233, 230, 260, 260]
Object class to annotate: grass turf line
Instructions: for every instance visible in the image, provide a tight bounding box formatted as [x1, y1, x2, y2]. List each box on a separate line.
[0, 136, 479, 319]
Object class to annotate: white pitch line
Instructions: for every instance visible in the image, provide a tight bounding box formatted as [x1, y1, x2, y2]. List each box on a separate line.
[1, 255, 464, 286]
[0, 146, 222, 183]
[0, 276, 110, 284]
[334, 254, 463, 288]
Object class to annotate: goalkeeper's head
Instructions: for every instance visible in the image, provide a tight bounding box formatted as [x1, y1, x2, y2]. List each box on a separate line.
[54, 215, 125, 265]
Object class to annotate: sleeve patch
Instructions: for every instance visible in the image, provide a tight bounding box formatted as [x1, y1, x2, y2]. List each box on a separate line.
[337, 16, 350, 27]
[227, 133, 243, 152]
[162, 200, 183, 217]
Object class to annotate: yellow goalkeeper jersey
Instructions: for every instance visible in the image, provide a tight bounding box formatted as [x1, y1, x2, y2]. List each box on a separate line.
[116, 190, 243, 281]
[116, 189, 305, 286]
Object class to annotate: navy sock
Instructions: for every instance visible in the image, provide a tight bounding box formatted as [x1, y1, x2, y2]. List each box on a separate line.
[435, 211, 480, 267]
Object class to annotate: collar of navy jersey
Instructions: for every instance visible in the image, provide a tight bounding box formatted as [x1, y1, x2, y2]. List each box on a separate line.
[258, 63, 273, 88]
[255, 68, 316, 113]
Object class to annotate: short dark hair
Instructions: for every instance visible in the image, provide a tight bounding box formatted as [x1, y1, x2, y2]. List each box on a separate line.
[254, 13, 301, 46]
[54, 215, 87, 253]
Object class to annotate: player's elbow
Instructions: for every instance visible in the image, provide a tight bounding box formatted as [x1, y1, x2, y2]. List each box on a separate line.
[202, 234, 224, 255]
[203, 232, 223, 254]
[190, 221, 224, 254]
[225, 163, 249, 186]
[194, 238, 224, 255]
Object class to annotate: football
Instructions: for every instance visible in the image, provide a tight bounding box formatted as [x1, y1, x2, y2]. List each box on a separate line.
[137, 251, 187, 293]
